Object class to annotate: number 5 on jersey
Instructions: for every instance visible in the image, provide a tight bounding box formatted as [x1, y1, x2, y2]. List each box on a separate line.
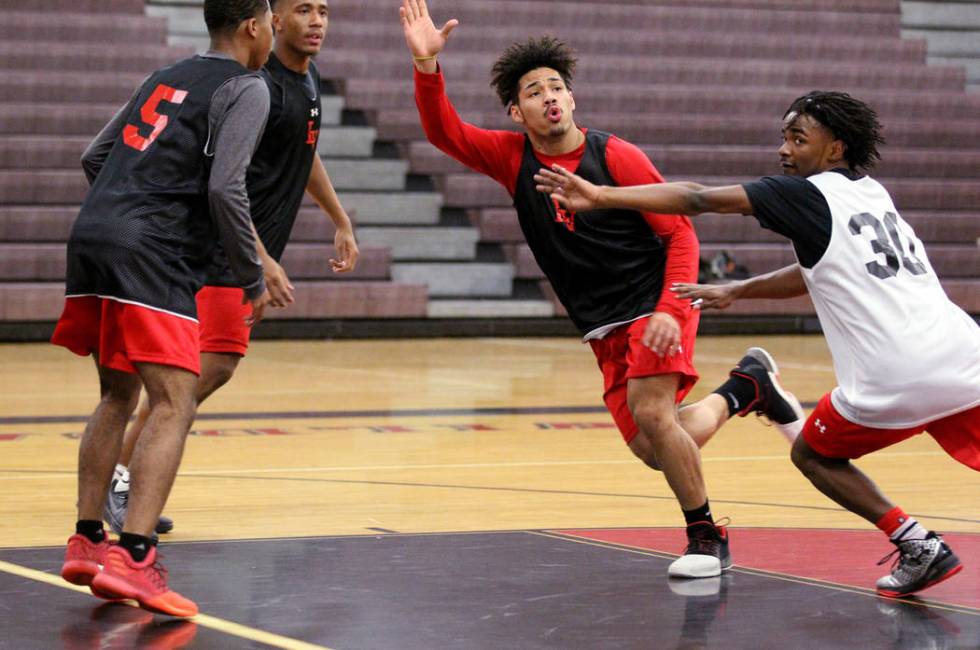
[123, 84, 188, 152]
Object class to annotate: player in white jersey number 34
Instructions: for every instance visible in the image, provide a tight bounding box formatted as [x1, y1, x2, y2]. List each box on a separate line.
[534, 90, 980, 599]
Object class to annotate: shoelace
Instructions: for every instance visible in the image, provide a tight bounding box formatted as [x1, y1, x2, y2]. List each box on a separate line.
[684, 518, 730, 554]
[686, 537, 720, 554]
[877, 542, 926, 572]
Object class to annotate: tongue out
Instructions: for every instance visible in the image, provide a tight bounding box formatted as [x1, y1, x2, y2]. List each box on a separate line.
[547, 106, 562, 123]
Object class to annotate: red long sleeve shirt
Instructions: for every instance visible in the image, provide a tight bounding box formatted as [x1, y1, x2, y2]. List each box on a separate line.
[415, 67, 699, 331]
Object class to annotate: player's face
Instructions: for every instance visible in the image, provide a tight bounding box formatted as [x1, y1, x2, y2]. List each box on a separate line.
[777, 112, 845, 177]
[274, 0, 329, 57]
[247, 7, 275, 70]
[510, 67, 576, 140]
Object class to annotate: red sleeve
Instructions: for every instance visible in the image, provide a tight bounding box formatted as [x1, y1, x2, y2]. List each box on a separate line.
[415, 67, 524, 196]
[604, 136, 700, 326]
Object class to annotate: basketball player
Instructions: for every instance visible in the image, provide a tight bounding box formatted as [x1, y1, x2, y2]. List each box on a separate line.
[102, 0, 360, 537]
[401, 0, 804, 579]
[54, 0, 276, 617]
[535, 90, 980, 597]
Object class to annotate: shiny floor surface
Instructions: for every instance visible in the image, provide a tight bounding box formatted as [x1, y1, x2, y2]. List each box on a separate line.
[0, 336, 977, 649]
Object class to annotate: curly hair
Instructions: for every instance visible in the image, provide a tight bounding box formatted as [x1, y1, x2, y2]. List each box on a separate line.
[490, 36, 577, 107]
[204, 0, 270, 37]
[784, 91, 885, 170]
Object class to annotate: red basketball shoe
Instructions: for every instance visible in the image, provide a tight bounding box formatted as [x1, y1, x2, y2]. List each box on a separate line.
[90, 545, 198, 617]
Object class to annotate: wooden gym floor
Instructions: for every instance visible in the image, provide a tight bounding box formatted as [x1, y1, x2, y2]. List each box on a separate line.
[0, 335, 977, 648]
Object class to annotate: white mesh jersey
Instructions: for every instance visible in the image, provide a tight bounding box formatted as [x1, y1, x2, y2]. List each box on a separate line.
[800, 171, 980, 428]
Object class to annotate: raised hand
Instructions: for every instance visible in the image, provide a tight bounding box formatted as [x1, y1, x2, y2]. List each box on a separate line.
[534, 165, 603, 213]
[399, 0, 458, 59]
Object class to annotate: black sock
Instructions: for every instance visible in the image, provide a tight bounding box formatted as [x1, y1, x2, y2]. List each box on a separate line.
[713, 375, 758, 417]
[119, 533, 156, 563]
[683, 500, 714, 526]
[75, 520, 105, 544]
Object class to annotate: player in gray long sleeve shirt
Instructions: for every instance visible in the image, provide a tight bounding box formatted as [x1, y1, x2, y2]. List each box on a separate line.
[52, 0, 275, 618]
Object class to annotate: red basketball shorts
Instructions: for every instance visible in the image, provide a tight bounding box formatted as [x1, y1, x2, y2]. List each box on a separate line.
[802, 393, 980, 472]
[51, 296, 199, 375]
[196, 285, 252, 356]
[588, 313, 700, 443]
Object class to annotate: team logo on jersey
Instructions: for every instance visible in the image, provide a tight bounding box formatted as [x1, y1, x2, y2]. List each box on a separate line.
[551, 198, 575, 232]
[306, 120, 319, 149]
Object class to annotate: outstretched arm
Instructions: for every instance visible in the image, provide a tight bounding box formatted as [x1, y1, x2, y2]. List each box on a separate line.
[535, 165, 753, 216]
[671, 264, 809, 310]
[403, 0, 523, 192]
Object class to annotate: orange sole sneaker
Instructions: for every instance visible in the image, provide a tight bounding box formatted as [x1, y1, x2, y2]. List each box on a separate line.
[90, 547, 198, 618]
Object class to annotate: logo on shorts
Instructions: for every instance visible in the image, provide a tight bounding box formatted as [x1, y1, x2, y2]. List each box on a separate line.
[814, 418, 827, 434]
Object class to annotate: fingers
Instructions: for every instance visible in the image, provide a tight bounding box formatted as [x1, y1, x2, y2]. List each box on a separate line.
[249, 302, 267, 326]
[550, 192, 570, 209]
[407, 0, 422, 21]
[536, 168, 566, 184]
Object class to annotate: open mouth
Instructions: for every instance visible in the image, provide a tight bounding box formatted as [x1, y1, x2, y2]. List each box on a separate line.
[546, 106, 562, 123]
[305, 33, 323, 46]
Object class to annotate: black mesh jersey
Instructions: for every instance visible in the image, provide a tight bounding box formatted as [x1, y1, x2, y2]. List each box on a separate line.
[512, 130, 666, 334]
[66, 55, 255, 319]
[206, 53, 322, 286]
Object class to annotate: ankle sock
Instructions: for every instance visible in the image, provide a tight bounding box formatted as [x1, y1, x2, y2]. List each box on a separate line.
[119, 532, 156, 562]
[683, 500, 714, 527]
[713, 375, 757, 417]
[876, 507, 928, 543]
[75, 520, 105, 544]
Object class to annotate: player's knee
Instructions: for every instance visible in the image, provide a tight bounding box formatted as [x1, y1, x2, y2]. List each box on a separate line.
[629, 402, 675, 440]
[100, 378, 140, 410]
[197, 359, 238, 402]
[208, 364, 236, 392]
[791, 436, 820, 476]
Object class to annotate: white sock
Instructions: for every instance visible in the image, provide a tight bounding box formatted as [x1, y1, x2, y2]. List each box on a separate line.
[891, 518, 928, 543]
[112, 464, 128, 481]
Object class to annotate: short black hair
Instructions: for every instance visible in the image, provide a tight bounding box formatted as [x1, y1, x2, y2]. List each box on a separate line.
[204, 0, 270, 37]
[490, 36, 577, 107]
[784, 91, 885, 170]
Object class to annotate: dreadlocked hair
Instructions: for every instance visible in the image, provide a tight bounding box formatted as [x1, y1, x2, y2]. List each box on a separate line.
[784, 91, 885, 171]
[490, 36, 577, 108]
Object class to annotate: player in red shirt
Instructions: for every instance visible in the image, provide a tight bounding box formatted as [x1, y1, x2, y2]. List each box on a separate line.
[400, 0, 803, 578]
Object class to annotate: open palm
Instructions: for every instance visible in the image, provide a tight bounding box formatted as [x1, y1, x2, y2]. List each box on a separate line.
[400, 0, 458, 58]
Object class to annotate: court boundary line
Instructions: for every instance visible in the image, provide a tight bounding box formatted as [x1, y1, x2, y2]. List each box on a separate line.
[0, 401, 819, 425]
[530, 530, 980, 617]
[0, 559, 334, 650]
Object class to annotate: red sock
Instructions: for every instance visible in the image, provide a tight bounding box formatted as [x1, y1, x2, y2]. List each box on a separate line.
[876, 506, 927, 542]
[876, 507, 908, 536]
